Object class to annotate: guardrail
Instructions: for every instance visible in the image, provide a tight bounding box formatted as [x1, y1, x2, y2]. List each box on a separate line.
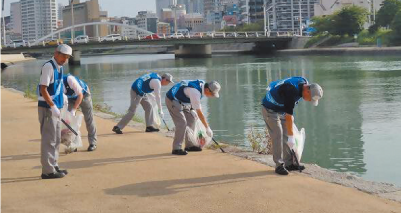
[4, 31, 301, 48]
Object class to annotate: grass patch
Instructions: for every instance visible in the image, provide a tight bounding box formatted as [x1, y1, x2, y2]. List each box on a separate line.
[304, 33, 330, 48]
[357, 29, 392, 46]
[24, 86, 38, 100]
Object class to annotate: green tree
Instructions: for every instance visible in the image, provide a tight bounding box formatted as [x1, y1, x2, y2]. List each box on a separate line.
[310, 15, 333, 35]
[376, 0, 401, 28]
[330, 5, 368, 36]
[389, 9, 401, 45]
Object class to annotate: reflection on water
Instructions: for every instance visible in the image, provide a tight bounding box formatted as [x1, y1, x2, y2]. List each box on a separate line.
[2, 54, 401, 186]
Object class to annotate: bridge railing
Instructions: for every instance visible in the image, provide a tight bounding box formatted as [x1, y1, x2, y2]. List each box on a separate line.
[4, 31, 297, 48]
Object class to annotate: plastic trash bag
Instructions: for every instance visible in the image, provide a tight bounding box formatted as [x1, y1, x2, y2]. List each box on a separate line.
[185, 110, 212, 148]
[292, 123, 306, 162]
[147, 93, 161, 129]
[61, 109, 83, 154]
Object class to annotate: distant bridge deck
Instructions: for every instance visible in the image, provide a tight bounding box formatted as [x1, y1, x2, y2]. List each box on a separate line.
[1, 36, 294, 54]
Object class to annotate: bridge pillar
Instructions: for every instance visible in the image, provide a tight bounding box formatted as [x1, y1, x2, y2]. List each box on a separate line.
[174, 44, 212, 58]
[68, 50, 81, 65]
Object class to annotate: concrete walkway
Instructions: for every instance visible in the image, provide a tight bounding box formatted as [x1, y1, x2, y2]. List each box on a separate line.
[2, 88, 401, 213]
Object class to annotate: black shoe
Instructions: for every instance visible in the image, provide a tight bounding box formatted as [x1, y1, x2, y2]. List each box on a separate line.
[275, 164, 289, 175]
[88, 144, 97, 152]
[185, 146, 202, 152]
[172, 149, 188, 155]
[41, 172, 65, 179]
[146, 126, 160, 132]
[55, 166, 68, 175]
[112, 126, 123, 134]
[73, 148, 77, 152]
[285, 164, 305, 171]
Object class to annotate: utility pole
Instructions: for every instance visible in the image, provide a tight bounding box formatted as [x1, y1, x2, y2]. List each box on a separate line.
[2, 0, 6, 46]
[71, 0, 74, 44]
[299, 0, 302, 36]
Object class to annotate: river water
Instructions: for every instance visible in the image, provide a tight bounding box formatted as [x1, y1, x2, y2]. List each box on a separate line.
[2, 53, 401, 186]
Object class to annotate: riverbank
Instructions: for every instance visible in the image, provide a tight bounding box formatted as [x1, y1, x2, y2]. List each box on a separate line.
[277, 46, 401, 56]
[2, 87, 401, 213]
[1, 53, 36, 69]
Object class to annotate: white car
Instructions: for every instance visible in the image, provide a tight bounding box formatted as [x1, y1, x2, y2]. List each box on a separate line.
[169, 33, 185, 39]
[6, 40, 27, 48]
[101, 34, 122, 42]
[74, 35, 89, 43]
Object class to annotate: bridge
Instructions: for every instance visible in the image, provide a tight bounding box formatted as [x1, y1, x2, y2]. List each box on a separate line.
[1, 22, 298, 60]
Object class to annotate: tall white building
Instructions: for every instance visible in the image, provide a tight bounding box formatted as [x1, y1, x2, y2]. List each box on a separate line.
[21, 0, 57, 41]
[136, 11, 159, 34]
[10, 2, 22, 34]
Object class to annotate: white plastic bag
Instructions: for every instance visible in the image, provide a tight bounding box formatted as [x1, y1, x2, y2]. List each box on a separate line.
[292, 123, 306, 162]
[147, 93, 161, 129]
[61, 109, 83, 154]
[185, 110, 212, 148]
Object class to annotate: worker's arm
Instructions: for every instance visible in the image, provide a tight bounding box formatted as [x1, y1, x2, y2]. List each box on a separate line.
[40, 85, 55, 107]
[73, 93, 83, 110]
[285, 114, 294, 136]
[67, 76, 83, 112]
[196, 109, 209, 129]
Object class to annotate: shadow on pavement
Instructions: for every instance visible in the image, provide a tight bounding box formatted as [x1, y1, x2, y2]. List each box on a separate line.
[104, 170, 275, 197]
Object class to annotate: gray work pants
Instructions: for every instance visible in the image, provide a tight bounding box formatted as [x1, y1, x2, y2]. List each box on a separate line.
[261, 107, 293, 168]
[68, 93, 97, 145]
[38, 107, 61, 174]
[117, 89, 155, 129]
[165, 97, 196, 150]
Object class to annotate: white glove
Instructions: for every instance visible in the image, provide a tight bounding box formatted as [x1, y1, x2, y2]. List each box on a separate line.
[158, 109, 164, 119]
[287, 136, 295, 149]
[206, 127, 213, 138]
[50, 105, 61, 119]
[70, 108, 76, 116]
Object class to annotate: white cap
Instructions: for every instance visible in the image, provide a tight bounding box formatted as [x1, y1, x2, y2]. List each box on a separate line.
[56, 44, 73, 56]
[310, 83, 323, 106]
[208, 81, 221, 98]
[162, 73, 174, 83]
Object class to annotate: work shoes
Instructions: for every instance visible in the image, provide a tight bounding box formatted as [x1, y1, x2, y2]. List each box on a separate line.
[41, 172, 65, 179]
[275, 164, 289, 175]
[185, 146, 202, 152]
[172, 149, 188, 155]
[88, 144, 97, 152]
[146, 126, 160, 132]
[286, 164, 305, 171]
[112, 126, 123, 134]
[55, 166, 68, 175]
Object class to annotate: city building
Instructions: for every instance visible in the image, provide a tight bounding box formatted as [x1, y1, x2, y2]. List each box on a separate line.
[221, 14, 237, 28]
[20, 0, 57, 42]
[136, 11, 159, 34]
[63, 0, 108, 38]
[182, 13, 204, 31]
[10, 2, 22, 34]
[239, 0, 264, 24]
[204, 0, 222, 25]
[156, 0, 174, 19]
[264, 0, 319, 34]
[157, 21, 171, 34]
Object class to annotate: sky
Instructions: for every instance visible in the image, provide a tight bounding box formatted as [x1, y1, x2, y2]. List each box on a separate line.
[2, 0, 156, 17]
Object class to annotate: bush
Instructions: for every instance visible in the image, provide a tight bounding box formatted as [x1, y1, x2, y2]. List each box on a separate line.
[304, 33, 330, 48]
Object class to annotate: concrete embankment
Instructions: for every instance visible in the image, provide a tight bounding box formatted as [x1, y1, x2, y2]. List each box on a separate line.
[277, 46, 401, 56]
[1, 53, 35, 69]
[2, 87, 401, 213]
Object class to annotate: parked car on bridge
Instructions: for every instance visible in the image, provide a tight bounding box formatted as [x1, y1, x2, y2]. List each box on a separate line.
[46, 39, 63, 46]
[101, 34, 122, 42]
[74, 35, 89, 43]
[6, 40, 27, 48]
[169, 33, 185, 39]
[144, 34, 160, 40]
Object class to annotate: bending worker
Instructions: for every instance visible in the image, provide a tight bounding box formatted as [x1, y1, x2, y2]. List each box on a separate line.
[166, 80, 221, 155]
[113, 73, 174, 134]
[37, 44, 72, 179]
[261, 77, 323, 175]
[63, 74, 98, 152]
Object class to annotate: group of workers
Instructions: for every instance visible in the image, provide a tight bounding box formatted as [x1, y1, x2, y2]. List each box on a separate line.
[37, 44, 323, 179]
